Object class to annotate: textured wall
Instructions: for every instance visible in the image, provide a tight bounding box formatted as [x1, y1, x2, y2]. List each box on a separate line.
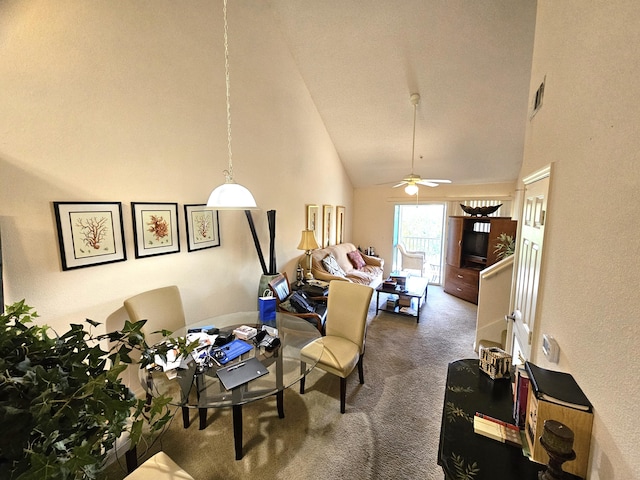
[520, 1, 640, 478]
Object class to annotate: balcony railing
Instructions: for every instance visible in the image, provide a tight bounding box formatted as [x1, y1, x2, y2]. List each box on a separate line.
[396, 236, 443, 284]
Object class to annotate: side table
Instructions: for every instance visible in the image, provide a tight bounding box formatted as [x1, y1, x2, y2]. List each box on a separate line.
[438, 359, 583, 480]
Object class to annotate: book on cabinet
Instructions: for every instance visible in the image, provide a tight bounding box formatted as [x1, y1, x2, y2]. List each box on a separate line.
[523, 362, 593, 478]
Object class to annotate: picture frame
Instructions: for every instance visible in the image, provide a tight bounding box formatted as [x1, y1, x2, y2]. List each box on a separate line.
[322, 204, 334, 248]
[306, 204, 320, 246]
[131, 202, 180, 258]
[53, 201, 126, 271]
[184, 205, 220, 252]
[335, 205, 346, 245]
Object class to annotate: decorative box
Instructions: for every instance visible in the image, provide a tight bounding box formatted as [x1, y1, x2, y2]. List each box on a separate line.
[479, 346, 512, 379]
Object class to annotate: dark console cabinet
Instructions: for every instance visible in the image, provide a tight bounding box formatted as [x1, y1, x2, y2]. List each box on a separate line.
[444, 216, 517, 304]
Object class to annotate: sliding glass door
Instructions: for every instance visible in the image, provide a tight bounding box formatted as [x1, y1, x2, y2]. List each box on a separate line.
[392, 203, 446, 284]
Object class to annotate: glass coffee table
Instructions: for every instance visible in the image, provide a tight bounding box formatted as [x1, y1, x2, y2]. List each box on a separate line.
[139, 311, 323, 460]
[375, 276, 429, 323]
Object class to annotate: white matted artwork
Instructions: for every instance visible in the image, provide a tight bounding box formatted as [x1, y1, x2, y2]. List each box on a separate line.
[306, 204, 320, 245]
[335, 206, 345, 245]
[322, 205, 334, 248]
[53, 201, 126, 271]
[184, 205, 220, 251]
[131, 202, 180, 258]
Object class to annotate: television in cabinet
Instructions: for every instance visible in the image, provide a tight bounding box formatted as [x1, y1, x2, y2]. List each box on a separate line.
[444, 216, 517, 304]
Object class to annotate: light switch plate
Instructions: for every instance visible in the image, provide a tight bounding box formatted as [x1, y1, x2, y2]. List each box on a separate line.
[542, 334, 559, 363]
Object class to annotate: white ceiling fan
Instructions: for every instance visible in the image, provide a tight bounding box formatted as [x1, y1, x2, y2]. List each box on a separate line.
[393, 93, 451, 195]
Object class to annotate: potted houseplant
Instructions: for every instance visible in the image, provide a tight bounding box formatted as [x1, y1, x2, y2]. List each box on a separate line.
[493, 233, 516, 260]
[0, 300, 193, 480]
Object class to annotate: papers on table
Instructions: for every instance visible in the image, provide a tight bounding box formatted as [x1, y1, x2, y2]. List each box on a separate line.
[149, 330, 218, 374]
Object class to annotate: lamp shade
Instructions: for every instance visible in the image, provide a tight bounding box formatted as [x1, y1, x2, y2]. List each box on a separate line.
[404, 183, 419, 196]
[206, 181, 258, 210]
[297, 230, 319, 251]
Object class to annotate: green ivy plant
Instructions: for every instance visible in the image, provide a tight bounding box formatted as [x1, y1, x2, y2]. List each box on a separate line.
[0, 300, 195, 480]
[493, 233, 515, 260]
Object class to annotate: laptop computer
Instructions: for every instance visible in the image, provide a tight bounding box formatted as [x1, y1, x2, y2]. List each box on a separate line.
[216, 357, 269, 390]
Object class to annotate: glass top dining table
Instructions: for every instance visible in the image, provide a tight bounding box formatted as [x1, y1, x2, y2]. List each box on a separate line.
[139, 311, 323, 460]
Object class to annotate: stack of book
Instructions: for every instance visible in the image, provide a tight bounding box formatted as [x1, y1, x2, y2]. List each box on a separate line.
[232, 325, 257, 341]
[512, 366, 529, 428]
[386, 297, 398, 309]
[473, 412, 522, 447]
[382, 280, 397, 290]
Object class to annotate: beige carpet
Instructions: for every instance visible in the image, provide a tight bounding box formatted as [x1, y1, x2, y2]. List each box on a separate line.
[104, 286, 478, 480]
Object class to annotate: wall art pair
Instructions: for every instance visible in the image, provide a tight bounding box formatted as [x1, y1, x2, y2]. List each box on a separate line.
[53, 202, 220, 271]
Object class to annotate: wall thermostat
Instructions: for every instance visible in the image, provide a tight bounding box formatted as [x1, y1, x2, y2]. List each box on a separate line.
[542, 334, 560, 363]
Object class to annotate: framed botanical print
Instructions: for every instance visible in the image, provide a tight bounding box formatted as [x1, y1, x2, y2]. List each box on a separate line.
[306, 204, 320, 245]
[131, 202, 180, 258]
[184, 205, 220, 252]
[335, 205, 345, 245]
[53, 201, 126, 271]
[322, 204, 334, 248]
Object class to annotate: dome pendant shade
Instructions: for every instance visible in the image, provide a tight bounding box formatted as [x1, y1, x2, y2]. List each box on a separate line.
[205, 0, 257, 210]
[206, 180, 257, 209]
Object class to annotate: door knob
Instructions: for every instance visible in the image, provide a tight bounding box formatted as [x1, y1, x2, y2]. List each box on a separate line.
[505, 313, 516, 322]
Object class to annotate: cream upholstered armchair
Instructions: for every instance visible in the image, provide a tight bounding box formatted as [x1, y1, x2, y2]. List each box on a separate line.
[123, 285, 189, 427]
[299, 281, 373, 413]
[397, 243, 426, 277]
[124, 285, 186, 346]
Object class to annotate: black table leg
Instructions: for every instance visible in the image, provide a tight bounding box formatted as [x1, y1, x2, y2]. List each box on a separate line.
[233, 404, 243, 460]
[277, 390, 285, 418]
[182, 406, 190, 428]
[199, 408, 207, 430]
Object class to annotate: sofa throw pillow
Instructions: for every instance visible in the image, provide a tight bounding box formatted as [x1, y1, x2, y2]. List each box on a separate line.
[347, 250, 366, 270]
[322, 253, 346, 277]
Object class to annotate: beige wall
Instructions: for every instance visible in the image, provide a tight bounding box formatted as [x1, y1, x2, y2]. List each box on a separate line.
[520, 1, 640, 478]
[0, 1, 352, 333]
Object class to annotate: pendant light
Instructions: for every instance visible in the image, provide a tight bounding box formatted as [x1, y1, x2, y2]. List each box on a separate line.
[206, 0, 257, 209]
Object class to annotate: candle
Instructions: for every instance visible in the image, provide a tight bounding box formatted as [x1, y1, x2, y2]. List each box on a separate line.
[541, 419, 574, 455]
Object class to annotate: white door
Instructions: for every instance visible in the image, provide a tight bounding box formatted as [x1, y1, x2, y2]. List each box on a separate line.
[508, 165, 551, 364]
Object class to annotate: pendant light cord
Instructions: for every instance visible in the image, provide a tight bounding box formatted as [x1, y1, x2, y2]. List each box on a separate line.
[223, 0, 233, 182]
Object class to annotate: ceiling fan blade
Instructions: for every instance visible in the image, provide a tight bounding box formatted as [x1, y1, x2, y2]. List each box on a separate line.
[392, 181, 408, 188]
[417, 181, 439, 188]
[421, 179, 452, 184]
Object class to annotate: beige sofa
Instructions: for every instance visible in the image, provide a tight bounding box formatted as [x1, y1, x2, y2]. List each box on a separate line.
[303, 242, 384, 288]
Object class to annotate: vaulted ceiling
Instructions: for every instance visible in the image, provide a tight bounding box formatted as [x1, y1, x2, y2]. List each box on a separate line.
[268, 0, 537, 189]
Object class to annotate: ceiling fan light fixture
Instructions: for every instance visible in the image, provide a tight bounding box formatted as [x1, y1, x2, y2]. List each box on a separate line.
[404, 183, 419, 196]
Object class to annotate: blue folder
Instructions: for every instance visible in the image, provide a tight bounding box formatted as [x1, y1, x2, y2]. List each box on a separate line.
[213, 339, 253, 365]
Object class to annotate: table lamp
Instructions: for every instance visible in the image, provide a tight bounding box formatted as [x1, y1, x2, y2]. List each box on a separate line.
[297, 229, 319, 280]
